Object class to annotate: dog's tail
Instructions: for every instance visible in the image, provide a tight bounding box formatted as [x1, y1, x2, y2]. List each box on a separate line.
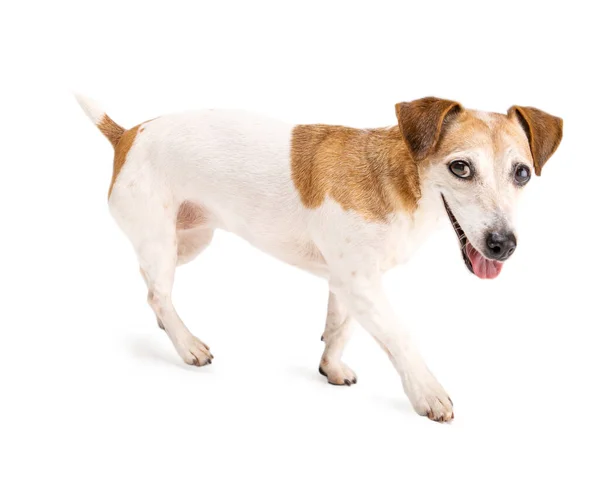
[74, 94, 125, 149]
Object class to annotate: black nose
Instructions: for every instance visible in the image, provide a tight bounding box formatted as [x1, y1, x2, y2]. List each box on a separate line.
[485, 231, 517, 261]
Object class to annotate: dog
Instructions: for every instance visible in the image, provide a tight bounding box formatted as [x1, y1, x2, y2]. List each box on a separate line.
[76, 95, 562, 422]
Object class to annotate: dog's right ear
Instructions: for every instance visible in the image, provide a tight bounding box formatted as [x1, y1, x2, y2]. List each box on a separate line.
[396, 97, 462, 161]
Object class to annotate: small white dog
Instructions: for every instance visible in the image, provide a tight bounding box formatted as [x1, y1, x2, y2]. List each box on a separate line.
[76, 95, 562, 422]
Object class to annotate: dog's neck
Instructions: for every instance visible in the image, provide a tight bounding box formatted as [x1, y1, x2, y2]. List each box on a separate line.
[374, 125, 423, 215]
[381, 127, 447, 246]
[376, 126, 448, 226]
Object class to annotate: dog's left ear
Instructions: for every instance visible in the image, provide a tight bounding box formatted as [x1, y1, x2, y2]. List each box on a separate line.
[396, 97, 463, 161]
[507, 106, 563, 176]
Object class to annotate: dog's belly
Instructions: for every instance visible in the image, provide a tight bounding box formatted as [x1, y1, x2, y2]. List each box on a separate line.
[212, 209, 328, 276]
[253, 238, 329, 277]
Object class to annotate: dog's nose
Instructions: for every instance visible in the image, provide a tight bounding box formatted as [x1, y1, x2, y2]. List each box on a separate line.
[485, 231, 517, 261]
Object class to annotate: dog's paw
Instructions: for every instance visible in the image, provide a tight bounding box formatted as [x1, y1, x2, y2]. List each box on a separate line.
[405, 372, 453, 422]
[319, 361, 357, 386]
[175, 335, 213, 367]
[415, 392, 454, 423]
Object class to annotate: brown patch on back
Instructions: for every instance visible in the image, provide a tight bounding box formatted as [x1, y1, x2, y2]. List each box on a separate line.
[108, 125, 141, 198]
[98, 114, 125, 148]
[291, 125, 421, 221]
[176, 201, 208, 230]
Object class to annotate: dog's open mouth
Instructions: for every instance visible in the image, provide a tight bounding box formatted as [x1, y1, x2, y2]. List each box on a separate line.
[441, 195, 503, 280]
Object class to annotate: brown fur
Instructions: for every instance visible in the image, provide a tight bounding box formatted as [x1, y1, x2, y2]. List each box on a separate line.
[507, 106, 563, 176]
[426, 107, 562, 179]
[290, 97, 467, 222]
[108, 125, 141, 198]
[396, 97, 462, 161]
[98, 114, 125, 149]
[428, 110, 529, 160]
[290, 97, 563, 222]
[290, 124, 421, 221]
[95, 113, 158, 198]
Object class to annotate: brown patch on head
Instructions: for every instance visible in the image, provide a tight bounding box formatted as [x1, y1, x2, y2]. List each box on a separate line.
[507, 106, 563, 176]
[108, 125, 141, 198]
[490, 112, 537, 161]
[176, 201, 208, 230]
[426, 110, 502, 160]
[98, 114, 125, 148]
[425, 107, 559, 175]
[291, 125, 421, 221]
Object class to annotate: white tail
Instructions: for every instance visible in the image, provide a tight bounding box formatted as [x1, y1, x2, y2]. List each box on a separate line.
[74, 93, 107, 124]
[74, 93, 125, 148]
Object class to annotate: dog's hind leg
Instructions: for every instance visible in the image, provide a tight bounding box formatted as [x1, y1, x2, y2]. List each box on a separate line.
[110, 187, 213, 367]
[319, 291, 357, 385]
[176, 228, 214, 266]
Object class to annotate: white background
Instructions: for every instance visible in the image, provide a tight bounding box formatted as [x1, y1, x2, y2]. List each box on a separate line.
[2, 1, 599, 477]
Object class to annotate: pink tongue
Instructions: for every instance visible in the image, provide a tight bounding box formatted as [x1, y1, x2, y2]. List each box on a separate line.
[466, 243, 503, 279]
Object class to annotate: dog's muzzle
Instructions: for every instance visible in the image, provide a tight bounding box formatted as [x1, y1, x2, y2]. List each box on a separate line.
[441, 195, 513, 280]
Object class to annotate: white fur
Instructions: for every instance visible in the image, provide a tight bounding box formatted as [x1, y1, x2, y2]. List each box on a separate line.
[74, 93, 106, 124]
[431, 113, 530, 254]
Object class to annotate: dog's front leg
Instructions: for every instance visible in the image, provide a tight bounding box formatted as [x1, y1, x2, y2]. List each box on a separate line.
[319, 291, 357, 385]
[329, 275, 453, 422]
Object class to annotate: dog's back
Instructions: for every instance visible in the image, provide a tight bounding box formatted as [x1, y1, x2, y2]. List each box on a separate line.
[74, 96, 329, 275]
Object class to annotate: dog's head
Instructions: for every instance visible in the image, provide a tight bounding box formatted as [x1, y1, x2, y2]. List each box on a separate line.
[396, 97, 563, 279]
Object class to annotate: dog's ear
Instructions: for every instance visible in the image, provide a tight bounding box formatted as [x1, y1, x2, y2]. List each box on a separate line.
[395, 97, 462, 161]
[507, 106, 563, 176]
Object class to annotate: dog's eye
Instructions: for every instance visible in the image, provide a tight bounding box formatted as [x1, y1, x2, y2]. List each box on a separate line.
[514, 164, 531, 185]
[449, 160, 473, 179]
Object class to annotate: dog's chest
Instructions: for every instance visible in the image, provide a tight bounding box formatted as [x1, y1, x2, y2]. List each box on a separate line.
[380, 207, 443, 271]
